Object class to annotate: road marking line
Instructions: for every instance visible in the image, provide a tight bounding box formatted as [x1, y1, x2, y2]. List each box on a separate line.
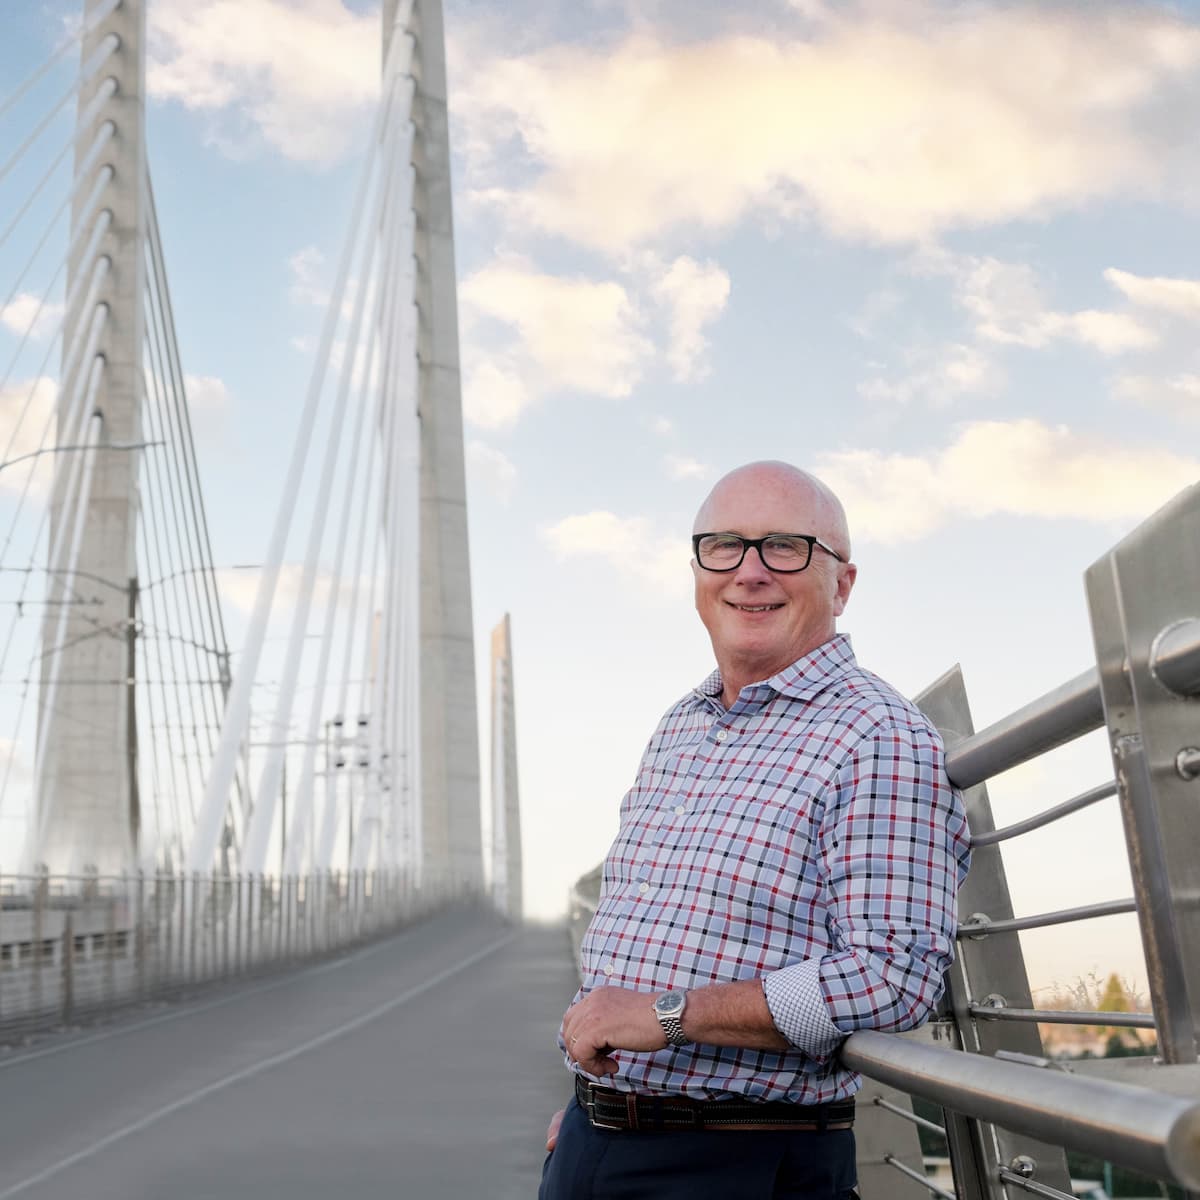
[0, 919, 441, 1071]
[0, 932, 515, 1200]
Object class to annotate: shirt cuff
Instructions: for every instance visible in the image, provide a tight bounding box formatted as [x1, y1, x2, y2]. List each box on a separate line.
[763, 958, 844, 1061]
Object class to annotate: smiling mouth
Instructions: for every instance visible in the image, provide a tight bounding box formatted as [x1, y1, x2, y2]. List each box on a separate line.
[728, 603, 783, 613]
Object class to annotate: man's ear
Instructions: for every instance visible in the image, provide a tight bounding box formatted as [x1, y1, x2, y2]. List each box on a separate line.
[833, 563, 857, 617]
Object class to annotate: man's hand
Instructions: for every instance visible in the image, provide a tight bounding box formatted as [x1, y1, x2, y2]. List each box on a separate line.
[545, 1108, 564, 1152]
[561, 985, 667, 1077]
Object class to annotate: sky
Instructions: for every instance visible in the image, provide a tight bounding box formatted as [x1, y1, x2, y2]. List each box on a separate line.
[2, 0, 1199, 1000]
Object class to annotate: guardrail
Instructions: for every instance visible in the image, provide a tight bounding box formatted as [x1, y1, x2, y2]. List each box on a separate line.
[0, 867, 451, 1044]
[568, 481, 1200, 1200]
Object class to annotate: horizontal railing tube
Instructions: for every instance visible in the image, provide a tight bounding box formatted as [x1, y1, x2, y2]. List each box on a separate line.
[945, 667, 1103, 790]
[958, 897, 1137, 938]
[971, 780, 1116, 848]
[1151, 618, 1200, 697]
[840, 1030, 1200, 1189]
[969, 1005, 1156, 1029]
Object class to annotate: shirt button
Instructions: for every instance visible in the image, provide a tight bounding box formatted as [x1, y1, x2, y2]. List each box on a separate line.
[638, 882, 650, 894]
[715, 729, 728, 742]
[674, 805, 685, 816]
[603, 961, 615, 976]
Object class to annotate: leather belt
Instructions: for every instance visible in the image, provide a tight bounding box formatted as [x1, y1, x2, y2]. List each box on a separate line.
[574, 1076, 855, 1133]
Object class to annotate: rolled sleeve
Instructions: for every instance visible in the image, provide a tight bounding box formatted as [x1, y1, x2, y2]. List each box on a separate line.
[763, 956, 844, 1061]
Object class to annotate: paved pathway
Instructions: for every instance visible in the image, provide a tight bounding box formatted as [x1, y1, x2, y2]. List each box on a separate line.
[0, 906, 578, 1199]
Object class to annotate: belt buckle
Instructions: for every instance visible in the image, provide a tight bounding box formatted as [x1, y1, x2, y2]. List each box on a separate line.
[582, 1082, 625, 1131]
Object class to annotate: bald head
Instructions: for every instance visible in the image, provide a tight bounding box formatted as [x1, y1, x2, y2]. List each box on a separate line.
[693, 461, 851, 559]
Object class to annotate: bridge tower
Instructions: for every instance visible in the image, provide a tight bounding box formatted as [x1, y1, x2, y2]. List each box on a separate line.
[384, 0, 482, 892]
[490, 614, 522, 919]
[34, 0, 147, 876]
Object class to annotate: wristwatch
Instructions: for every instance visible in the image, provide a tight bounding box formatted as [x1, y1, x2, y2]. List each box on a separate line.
[653, 990, 690, 1047]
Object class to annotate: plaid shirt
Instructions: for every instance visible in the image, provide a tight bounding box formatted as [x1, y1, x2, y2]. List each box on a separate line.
[570, 633, 970, 1104]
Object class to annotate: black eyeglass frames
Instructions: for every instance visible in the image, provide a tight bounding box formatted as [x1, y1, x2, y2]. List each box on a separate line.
[692, 532, 846, 573]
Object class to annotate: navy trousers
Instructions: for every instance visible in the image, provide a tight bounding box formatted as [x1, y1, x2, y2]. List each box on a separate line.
[538, 1099, 858, 1200]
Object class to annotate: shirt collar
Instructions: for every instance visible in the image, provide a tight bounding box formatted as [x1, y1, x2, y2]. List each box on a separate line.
[694, 633, 857, 707]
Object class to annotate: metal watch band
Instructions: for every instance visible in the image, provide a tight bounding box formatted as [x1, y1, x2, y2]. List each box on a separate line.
[658, 1011, 687, 1047]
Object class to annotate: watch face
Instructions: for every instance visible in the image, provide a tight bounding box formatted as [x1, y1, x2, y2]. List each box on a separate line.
[656, 991, 685, 1017]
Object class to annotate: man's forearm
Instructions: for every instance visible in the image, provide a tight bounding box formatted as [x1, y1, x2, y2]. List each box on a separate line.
[681, 977, 791, 1052]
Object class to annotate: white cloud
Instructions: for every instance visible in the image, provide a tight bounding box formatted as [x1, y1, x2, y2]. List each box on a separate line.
[1105, 269, 1200, 319]
[649, 256, 731, 382]
[649, 416, 674, 436]
[817, 419, 1200, 542]
[463, 359, 532, 429]
[0, 377, 57, 497]
[454, 5, 1200, 251]
[288, 246, 329, 308]
[664, 455, 712, 481]
[460, 259, 653, 428]
[1115, 374, 1200, 421]
[184, 373, 232, 445]
[185, 374, 231, 415]
[541, 510, 683, 592]
[0, 294, 64, 341]
[147, 0, 378, 165]
[924, 253, 1158, 356]
[859, 343, 1002, 408]
[467, 440, 518, 503]
[215, 562, 368, 616]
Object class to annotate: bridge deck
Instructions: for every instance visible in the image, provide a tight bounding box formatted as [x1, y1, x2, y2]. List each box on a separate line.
[0, 907, 577, 1199]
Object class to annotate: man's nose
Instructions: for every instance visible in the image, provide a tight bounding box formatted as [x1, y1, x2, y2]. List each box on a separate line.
[734, 544, 773, 581]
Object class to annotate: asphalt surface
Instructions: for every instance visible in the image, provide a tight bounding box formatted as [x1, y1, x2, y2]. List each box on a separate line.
[0, 906, 579, 1199]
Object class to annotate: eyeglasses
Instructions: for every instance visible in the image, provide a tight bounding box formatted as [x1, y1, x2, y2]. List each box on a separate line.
[692, 532, 846, 573]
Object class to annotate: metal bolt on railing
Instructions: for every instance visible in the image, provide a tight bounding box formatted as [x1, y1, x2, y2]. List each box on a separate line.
[1175, 747, 1200, 780]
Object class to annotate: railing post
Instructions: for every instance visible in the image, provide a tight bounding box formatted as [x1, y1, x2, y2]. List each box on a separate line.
[61, 910, 74, 1024]
[135, 869, 146, 1000]
[32, 869, 45, 1017]
[916, 666, 1073, 1200]
[1085, 482, 1200, 1064]
[105, 883, 116, 1007]
[235, 873, 243, 974]
[189, 871, 199, 985]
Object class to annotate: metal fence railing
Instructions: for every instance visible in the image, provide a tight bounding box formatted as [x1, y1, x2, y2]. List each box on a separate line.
[568, 481, 1200, 1200]
[0, 868, 450, 1044]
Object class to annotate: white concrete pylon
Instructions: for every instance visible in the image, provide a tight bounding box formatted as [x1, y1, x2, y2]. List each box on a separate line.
[490, 614, 522, 920]
[36, 0, 146, 876]
[383, 0, 482, 894]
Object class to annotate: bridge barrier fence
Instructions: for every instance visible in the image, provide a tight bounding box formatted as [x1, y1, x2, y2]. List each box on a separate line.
[0, 867, 456, 1045]
[567, 480, 1200, 1200]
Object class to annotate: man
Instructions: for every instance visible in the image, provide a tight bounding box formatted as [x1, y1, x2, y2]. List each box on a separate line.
[540, 461, 971, 1200]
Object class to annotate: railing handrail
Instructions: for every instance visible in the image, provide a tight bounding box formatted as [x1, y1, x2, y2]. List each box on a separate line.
[944, 616, 1200, 791]
[840, 1030, 1200, 1190]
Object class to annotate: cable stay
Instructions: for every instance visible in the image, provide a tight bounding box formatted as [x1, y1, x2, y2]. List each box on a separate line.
[0, 0, 119, 127]
[189, 22, 419, 876]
